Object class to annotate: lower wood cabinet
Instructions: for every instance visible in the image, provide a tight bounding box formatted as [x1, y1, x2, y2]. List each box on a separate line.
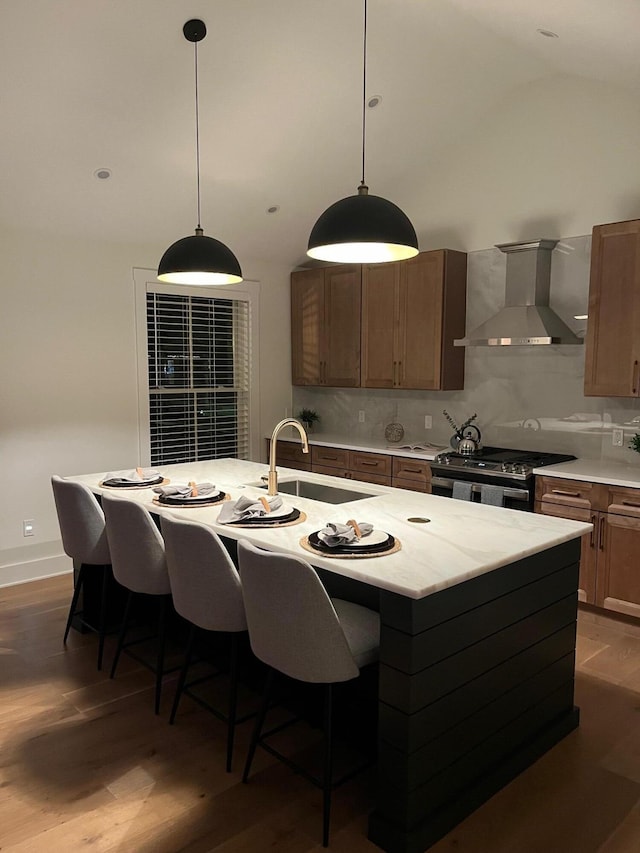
[266, 440, 433, 491]
[535, 475, 640, 617]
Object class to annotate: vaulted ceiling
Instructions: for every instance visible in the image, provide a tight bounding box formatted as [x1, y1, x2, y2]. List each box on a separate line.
[2, 0, 639, 268]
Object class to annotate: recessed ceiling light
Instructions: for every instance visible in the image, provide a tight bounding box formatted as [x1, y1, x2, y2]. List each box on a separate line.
[536, 28, 559, 38]
[94, 168, 112, 180]
[266, 205, 280, 214]
[367, 94, 382, 109]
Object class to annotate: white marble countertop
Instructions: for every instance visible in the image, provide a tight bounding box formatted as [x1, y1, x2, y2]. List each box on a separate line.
[68, 459, 590, 601]
[532, 458, 640, 489]
[265, 430, 447, 460]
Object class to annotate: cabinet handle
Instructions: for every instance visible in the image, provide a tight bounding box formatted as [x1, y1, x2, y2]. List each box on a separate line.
[590, 513, 597, 548]
[321, 455, 338, 461]
[633, 359, 639, 395]
[360, 460, 379, 467]
[398, 360, 403, 386]
[550, 489, 581, 497]
[403, 466, 423, 474]
[599, 516, 605, 550]
[393, 360, 397, 386]
[621, 500, 640, 507]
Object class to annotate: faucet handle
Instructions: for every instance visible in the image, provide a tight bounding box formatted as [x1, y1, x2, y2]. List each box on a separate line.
[260, 474, 269, 484]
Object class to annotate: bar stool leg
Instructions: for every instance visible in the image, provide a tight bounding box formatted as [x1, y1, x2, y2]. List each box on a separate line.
[226, 632, 240, 773]
[63, 564, 86, 645]
[154, 595, 169, 715]
[322, 683, 333, 848]
[110, 589, 133, 679]
[242, 667, 274, 783]
[96, 564, 109, 671]
[169, 624, 197, 725]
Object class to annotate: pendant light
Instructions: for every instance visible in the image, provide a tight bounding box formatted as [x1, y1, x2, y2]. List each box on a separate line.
[158, 19, 242, 285]
[307, 0, 418, 264]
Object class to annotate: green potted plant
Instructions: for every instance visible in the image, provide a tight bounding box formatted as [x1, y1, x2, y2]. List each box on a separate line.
[630, 433, 640, 454]
[297, 408, 320, 432]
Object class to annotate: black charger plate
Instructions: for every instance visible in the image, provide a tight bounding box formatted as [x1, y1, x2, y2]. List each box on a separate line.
[307, 530, 393, 555]
[227, 508, 301, 525]
[157, 490, 226, 506]
[102, 476, 164, 488]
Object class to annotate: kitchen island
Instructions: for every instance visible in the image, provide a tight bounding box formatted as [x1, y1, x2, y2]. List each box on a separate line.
[67, 459, 591, 853]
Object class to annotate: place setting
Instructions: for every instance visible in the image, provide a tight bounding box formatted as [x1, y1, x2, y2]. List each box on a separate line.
[216, 494, 306, 527]
[100, 467, 167, 489]
[152, 481, 227, 507]
[300, 519, 401, 559]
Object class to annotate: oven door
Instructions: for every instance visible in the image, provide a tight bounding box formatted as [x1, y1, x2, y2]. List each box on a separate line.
[430, 475, 532, 510]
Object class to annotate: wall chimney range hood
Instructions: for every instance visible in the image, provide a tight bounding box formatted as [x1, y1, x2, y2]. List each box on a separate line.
[454, 239, 583, 347]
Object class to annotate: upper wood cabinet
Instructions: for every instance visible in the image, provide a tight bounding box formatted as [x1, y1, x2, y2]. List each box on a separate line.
[584, 219, 640, 397]
[361, 250, 467, 390]
[291, 265, 361, 387]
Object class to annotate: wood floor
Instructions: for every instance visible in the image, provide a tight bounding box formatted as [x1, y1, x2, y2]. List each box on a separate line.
[2, 576, 640, 853]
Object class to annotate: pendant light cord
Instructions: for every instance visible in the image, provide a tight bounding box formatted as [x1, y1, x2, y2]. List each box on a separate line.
[360, 0, 368, 189]
[194, 40, 202, 230]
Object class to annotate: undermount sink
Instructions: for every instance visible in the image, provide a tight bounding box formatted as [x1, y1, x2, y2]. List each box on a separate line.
[248, 479, 376, 504]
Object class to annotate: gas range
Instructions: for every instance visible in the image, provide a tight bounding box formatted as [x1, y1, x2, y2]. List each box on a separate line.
[432, 446, 576, 482]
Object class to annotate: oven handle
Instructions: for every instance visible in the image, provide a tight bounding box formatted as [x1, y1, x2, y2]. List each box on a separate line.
[431, 476, 530, 502]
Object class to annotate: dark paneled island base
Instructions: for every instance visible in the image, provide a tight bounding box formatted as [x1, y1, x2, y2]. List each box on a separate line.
[368, 539, 580, 853]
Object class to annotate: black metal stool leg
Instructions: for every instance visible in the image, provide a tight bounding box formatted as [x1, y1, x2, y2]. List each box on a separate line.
[169, 624, 197, 725]
[226, 632, 240, 773]
[322, 683, 333, 848]
[110, 589, 133, 679]
[154, 595, 169, 715]
[63, 564, 86, 645]
[96, 564, 109, 671]
[242, 667, 274, 783]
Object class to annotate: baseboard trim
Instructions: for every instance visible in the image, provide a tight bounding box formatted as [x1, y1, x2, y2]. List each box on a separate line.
[0, 554, 72, 588]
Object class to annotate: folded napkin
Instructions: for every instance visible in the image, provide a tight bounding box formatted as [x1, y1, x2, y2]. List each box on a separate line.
[217, 494, 283, 524]
[105, 467, 161, 484]
[318, 521, 374, 548]
[153, 482, 217, 498]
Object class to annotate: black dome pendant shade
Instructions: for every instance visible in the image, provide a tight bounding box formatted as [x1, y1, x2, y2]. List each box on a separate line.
[307, 1, 418, 265]
[158, 19, 242, 286]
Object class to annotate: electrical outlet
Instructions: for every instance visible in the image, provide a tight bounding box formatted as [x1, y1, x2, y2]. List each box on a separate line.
[424, 415, 433, 429]
[613, 428, 624, 447]
[23, 519, 34, 537]
[358, 410, 366, 423]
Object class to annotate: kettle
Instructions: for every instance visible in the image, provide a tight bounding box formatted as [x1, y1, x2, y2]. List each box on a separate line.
[457, 424, 482, 456]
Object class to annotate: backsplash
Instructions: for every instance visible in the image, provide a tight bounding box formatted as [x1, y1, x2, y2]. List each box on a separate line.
[293, 235, 640, 464]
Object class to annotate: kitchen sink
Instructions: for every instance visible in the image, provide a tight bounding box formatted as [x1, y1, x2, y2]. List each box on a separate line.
[247, 479, 377, 504]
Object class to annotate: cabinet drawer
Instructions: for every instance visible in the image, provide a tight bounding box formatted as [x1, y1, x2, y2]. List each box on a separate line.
[312, 464, 350, 479]
[350, 470, 392, 487]
[393, 476, 431, 494]
[608, 485, 640, 518]
[392, 456, 431, 484]
[311, 446, 350, 470]
[535, 476, 605, 511]
[349, 450, 392, 478]
[269, 440, 311, 469]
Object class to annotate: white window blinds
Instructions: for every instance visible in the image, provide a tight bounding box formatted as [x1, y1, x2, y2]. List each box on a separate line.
[146, 291, 250, 465]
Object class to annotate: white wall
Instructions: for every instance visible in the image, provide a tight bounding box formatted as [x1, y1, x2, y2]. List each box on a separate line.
[0, 227, 291, 585]
[405, 74, 640, 253]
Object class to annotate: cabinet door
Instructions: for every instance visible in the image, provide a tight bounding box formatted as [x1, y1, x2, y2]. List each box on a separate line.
[599, 510, 640, 616]
[323, 265, 361, 387]
[396, 252, 441, 389]
[535, 500, 597, 605]
[291, 269, 324, 385]
[361, 263, 400, 388]
[584, 220, 640, 397]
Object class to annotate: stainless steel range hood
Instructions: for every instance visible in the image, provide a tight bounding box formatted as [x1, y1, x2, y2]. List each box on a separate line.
[454, 239, 583, 347]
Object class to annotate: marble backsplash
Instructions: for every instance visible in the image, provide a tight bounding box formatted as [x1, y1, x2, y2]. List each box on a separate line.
[292, 235, 640, 465]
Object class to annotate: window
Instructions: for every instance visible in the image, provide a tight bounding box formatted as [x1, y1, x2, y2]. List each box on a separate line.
[135, 271, 259, 465]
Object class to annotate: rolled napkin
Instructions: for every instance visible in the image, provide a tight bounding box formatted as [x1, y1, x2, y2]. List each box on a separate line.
[317, 521, 374, 548]
[104, 467, 161, 484]
[153, 482, 217, 498]
[217, 494, 283, 524]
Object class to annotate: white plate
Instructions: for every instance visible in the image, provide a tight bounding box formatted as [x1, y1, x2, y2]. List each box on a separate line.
[257, 501, 294, 518]
[317, 528, 389, 547]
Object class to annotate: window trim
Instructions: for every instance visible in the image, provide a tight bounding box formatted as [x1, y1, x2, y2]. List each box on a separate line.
[133, 268, 261, 465]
